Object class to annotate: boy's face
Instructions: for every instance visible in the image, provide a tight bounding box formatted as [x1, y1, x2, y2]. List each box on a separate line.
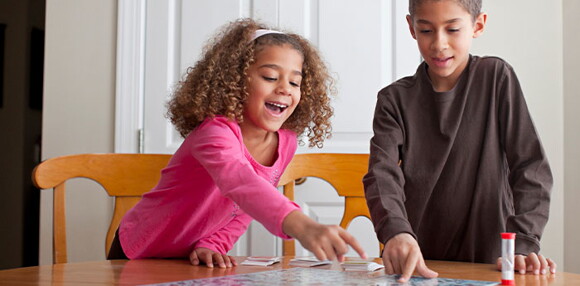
[407, 0, 486, 92]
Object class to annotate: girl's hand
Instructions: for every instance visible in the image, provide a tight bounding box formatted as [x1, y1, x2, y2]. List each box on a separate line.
[282, 210, 368, 262]
[189, 247, 237, 268]
[496, 253, 556, 275]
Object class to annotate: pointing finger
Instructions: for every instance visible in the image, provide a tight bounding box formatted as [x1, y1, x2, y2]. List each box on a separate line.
[339, 230, 368, 259]
[399, 249, 419, 283]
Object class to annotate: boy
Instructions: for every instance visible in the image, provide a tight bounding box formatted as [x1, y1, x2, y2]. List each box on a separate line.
[363, 0, 556, 282]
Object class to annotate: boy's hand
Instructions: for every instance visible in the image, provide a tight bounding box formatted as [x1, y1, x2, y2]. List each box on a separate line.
[496, 253, 556, 275]
[282, 210, 368, 262]
[382, 233, 438, 283]
[189, 247, 237, 268]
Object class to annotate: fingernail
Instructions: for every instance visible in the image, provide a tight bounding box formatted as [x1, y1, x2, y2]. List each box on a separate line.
[534, 270, 539, 275]
[520, 269, 526, 274]
[551, 269, 556, 274]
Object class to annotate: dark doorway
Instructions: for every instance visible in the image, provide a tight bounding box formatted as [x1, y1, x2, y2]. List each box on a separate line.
[0, 0, 46, 269]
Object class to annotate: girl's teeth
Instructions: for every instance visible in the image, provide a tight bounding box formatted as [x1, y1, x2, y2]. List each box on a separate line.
[269, 103, 286, 108]
[266, 102, 288, 113]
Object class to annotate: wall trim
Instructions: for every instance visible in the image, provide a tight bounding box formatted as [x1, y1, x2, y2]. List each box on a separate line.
[115, 0, 146, 153]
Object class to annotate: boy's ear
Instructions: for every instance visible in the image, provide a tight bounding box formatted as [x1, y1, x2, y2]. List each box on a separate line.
[406, 15, 417, 39]
[472, 12, 487, 38]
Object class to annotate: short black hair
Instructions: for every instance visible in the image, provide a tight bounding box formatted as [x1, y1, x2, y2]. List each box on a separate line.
[409, 0, 482, 22]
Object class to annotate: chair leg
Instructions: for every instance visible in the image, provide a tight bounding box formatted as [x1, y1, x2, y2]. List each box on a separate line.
[282, 182, 296, 256]
[53, 184, 68, 264]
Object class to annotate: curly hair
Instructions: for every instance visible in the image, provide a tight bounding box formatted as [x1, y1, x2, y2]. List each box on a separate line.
[167, 18, 335, 148]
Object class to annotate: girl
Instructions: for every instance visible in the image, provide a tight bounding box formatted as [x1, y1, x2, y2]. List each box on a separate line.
[109, 18, 367, 268]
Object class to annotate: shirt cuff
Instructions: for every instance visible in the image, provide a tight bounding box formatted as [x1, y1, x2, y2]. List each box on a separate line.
[376, 217, 416, 245]
[514, 233, 541, 255]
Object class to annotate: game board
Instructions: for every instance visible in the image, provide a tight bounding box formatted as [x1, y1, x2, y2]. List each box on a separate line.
[143, 267, 498, 285]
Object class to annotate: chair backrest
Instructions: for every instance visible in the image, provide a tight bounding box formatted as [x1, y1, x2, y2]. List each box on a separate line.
[34, 152, 374, 263]
[277, 153, 374, 256]
[32, 153, 172, 264]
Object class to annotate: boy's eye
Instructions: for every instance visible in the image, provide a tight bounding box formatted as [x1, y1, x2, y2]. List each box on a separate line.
[419, 29, 432, 33]
[448, 28, 460, 32]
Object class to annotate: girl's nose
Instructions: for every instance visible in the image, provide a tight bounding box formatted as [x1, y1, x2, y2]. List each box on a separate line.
[276, 82, 292, 95]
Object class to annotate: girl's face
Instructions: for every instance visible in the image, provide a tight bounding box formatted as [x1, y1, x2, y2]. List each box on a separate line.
[242, 44, 303, 134]
[407, 0, 486, 91]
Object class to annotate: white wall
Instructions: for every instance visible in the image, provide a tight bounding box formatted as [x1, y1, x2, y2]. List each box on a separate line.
[40, 0, 580, 273]
[563, 0, 580, 274]
[472, 1, 565, 268]
[40, 0, 117, 264]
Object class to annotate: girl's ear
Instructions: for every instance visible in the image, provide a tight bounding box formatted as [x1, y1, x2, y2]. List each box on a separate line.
[406, 15, 417, 40]
[473, 12, 487, 38]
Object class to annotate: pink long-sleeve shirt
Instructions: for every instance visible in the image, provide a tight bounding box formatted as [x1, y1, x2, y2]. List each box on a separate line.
[119, 116, 300, 259]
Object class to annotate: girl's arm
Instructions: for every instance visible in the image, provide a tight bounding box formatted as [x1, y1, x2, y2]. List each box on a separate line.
[191, 118, 367, 260]
[190, 118, 299, 238]
[194, 213, 253, 255]
[190, 213, 252, 267]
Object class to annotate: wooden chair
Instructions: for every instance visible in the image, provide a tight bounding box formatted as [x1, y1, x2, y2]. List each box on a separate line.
[34, 152, 375, 263]
[277, 153, 374, 256]
[32, 153, 172, 264]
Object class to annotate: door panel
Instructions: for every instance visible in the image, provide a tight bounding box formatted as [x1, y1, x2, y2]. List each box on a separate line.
[117, 0, 419, 257]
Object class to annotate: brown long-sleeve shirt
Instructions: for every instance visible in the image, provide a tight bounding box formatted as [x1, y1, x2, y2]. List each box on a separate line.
[363, 55, 552, 263]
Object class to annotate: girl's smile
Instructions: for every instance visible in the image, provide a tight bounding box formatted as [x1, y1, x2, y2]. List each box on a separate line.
[264, 101, 289, 116]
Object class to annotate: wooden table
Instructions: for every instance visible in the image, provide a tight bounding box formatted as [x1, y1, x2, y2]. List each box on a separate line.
[0, 257, 578, 285]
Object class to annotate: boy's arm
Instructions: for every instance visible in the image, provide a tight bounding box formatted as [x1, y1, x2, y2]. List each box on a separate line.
[498, 64, 553, 255]
[363, 93, 415, 245]
[364, 92, 437, 282]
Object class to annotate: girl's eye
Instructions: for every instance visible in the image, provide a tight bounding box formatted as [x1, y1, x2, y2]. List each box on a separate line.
[263, 76, 276, 81]
[290, 81, 300, 87]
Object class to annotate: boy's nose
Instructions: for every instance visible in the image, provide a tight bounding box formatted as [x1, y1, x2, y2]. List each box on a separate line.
[432, 33, 449, 51]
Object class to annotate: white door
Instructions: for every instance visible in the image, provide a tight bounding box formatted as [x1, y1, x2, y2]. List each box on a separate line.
[115, 0, 419, 258]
